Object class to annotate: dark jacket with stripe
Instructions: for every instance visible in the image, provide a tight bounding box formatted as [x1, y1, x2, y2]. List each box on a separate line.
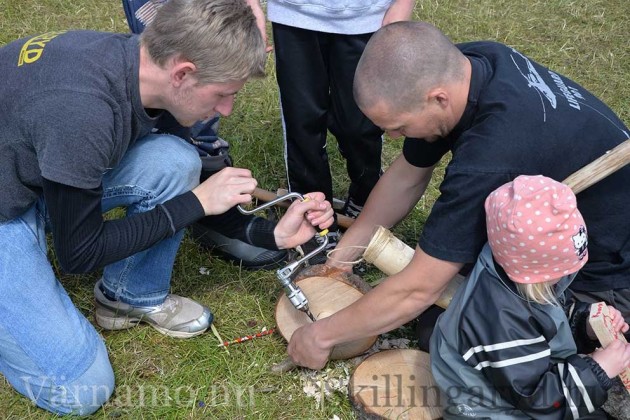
[430, 244, 612, 419]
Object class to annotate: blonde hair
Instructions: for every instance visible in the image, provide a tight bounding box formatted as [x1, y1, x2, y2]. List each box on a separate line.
[141, 0, 266, 84]
[515, 282, 559, 306]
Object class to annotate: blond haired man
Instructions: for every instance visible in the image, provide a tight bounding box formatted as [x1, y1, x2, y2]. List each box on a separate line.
[0, 0, 333, 414]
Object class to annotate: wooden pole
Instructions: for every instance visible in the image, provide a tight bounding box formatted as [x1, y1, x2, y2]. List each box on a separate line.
[562, 138, 630, 194]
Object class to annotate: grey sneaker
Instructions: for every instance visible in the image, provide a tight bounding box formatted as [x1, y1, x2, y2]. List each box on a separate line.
[94, 280, 213, 339]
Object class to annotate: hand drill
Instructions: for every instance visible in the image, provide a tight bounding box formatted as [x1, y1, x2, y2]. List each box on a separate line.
[238, 192, 329, 322]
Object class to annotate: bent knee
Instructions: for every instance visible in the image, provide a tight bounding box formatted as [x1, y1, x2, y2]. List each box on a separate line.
[34, 344, 115, 416]
[65, 368, 115, 416]
[151, 134, 201, 193]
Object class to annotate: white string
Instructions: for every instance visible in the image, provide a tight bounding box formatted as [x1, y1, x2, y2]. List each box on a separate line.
[325, 245, 368, 266]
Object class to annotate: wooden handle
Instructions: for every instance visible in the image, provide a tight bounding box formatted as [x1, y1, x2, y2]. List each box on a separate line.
[563, 138, 630, 194]
[251, 187, 355, 229]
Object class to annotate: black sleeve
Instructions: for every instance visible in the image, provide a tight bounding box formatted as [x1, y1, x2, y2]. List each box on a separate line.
[43, 178, 204, 274]
[419, 170, 512, 264]
[195, 206, 279, 251]
[402, 137, 450, 167]
[565, 295, 600, 354]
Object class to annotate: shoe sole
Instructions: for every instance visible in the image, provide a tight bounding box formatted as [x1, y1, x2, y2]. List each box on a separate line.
[94, 307, 207, 339]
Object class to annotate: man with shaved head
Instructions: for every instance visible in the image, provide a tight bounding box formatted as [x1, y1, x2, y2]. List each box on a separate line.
[287, 21, 630, 371]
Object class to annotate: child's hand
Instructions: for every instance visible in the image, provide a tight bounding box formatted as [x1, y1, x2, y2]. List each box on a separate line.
[586, 305, 629, 340]
[608, 307, 630, 334]
[590, 340, 630, 378]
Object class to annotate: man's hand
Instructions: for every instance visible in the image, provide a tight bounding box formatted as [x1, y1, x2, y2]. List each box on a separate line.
[274, 192, 333, 249]
[288, 249, 462, 370]
[287, 321, 333, 370]
[381, 0, 415, 26]
[245, 0, 273, 52]
[192, 167, 257, 216]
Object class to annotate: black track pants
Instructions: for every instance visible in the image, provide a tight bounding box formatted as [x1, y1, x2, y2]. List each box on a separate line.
[272, 23, 383, 206]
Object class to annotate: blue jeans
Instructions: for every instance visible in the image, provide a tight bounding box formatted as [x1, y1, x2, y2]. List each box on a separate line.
[0, 134, 200, 415]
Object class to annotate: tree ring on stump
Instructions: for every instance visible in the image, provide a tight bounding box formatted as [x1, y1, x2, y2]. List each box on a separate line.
[349, 349, 444, 419]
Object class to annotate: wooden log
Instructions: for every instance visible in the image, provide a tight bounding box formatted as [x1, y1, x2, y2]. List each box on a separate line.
[363, 226, 415, 276]
[275, 276, 378, 360]
[294, 264, 373, 294]
[588, 302, 630, 395]
[363, 226, 464, 309]
[349, 349, 444, 419]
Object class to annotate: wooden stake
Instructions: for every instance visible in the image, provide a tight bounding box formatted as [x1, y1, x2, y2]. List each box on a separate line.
[588, 301, 630, 394]
[562, 138, 630, 194]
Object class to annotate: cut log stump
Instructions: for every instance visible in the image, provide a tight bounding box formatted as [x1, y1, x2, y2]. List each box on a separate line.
[275, 275, 377, 360]
[349, 349, 444, 419]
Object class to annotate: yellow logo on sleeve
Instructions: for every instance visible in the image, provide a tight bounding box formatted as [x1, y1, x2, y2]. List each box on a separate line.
[18, 31, 67, 66]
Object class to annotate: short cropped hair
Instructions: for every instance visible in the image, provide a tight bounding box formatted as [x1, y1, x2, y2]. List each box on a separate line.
[354, 21, 465, 113]
[141, 0, 266, 84]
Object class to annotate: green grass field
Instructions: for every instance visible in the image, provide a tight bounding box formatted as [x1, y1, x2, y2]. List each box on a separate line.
[0, 0, 628, 418]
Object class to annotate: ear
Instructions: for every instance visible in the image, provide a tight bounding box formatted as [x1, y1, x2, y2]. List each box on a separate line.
[427, 88, 450, 110]
[170, 58, 197, 88]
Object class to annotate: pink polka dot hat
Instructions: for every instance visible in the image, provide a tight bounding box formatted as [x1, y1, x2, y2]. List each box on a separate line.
[485, 175, 588, 284]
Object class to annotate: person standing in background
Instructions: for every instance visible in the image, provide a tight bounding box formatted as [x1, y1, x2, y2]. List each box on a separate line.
[266, 0, 416, 252]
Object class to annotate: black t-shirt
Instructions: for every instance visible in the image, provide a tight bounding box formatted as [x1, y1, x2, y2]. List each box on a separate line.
[403, 41, 630, 292]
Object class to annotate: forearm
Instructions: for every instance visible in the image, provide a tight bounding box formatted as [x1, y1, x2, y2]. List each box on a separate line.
[382, 0, 416, 25]
[197, 207, 279, 250]
[318, 249, 462, 346]
[244, 0, 264, 16]
[329, 156, 433, 267]
[44, 179, 204, 273]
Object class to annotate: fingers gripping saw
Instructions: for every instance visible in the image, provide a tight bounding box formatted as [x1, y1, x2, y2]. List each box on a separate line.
[237, 193, 329, 322]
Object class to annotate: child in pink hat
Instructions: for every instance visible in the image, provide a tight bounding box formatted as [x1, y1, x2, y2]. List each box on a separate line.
[431, 175, 630, 419]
